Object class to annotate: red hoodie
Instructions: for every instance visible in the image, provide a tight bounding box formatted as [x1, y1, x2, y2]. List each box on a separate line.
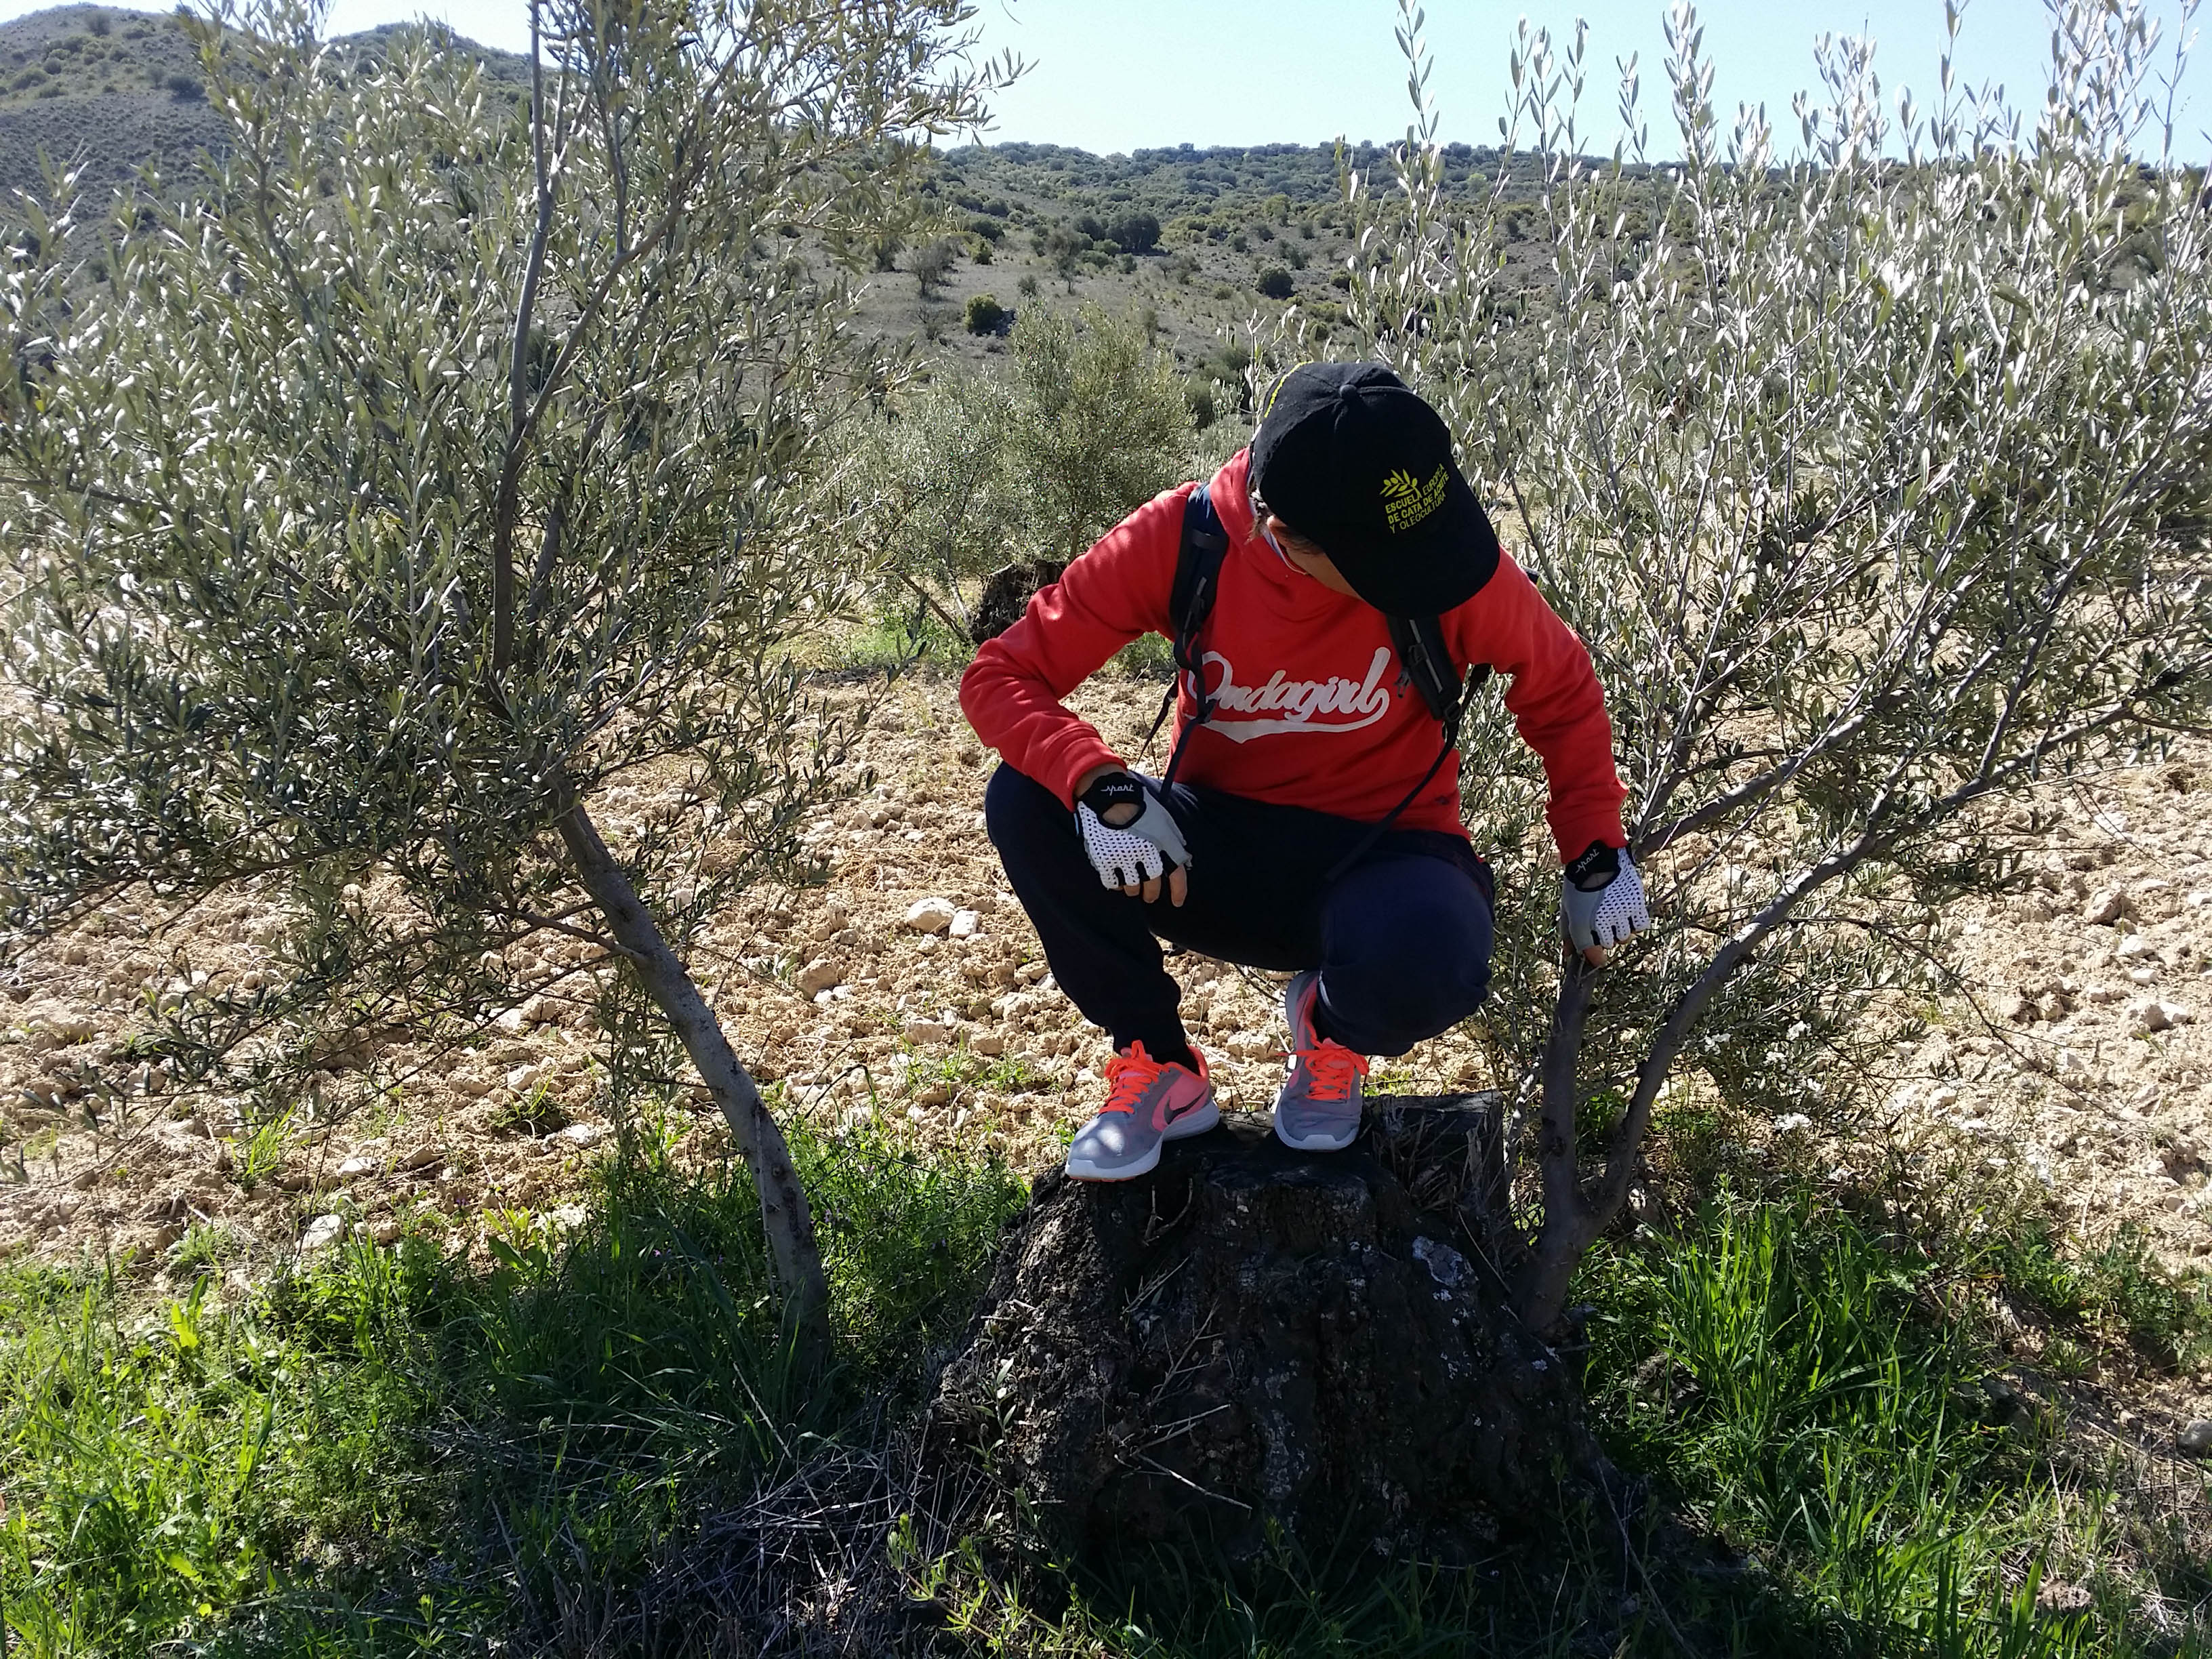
[958, 448, 1627, 862]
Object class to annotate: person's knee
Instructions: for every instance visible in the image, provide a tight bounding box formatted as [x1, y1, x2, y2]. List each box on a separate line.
[1318, 869, 1492, 1054]
[984, 762, 1066, 848]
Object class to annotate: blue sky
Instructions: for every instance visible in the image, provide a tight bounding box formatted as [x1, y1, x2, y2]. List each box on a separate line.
[970, 0, 2207, 157]
[10, 0, 2207, 159]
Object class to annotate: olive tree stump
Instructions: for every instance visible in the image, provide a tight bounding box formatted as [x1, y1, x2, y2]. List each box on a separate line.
[968, 560, 1067, 644]
[931, 1097, 1586, 1568]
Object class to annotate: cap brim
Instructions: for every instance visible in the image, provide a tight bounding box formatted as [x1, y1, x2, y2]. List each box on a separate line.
[1334, 478, 1501, 615]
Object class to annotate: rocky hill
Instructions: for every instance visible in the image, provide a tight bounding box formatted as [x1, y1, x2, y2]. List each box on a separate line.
[0, 5, 222, 197]
[0, 3, 527, 201]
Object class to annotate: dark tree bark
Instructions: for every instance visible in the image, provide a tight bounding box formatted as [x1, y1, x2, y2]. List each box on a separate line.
[931, 1098, 1593, 1570]
[968, 560, 1067, 644]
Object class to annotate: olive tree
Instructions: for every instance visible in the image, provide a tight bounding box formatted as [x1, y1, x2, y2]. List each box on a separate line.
[1346, 0, 2212, 1330]
[846, 304, 1190, 638]
[0, 0, 1006, 1358]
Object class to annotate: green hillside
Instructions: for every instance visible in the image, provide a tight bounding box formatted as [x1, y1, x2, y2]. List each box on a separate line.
[892, 138, 1561, 373]
[0, 5, 1570, 375]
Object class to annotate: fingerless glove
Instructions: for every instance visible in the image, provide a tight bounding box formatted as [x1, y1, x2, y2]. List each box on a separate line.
[1562, 840, 1652, 951]
[1075, 773, 1192, 890]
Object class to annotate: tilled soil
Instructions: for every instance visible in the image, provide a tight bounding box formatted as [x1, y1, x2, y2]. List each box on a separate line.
[1893, 751, 2212, 1265]
[3, 672, 1458, 1279]
[1, 674, 2205, 1385]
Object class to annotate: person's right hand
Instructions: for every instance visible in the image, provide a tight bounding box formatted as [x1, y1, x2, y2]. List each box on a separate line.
[1075, 771, 1190, 906]
[1561, 840, 1651, 965]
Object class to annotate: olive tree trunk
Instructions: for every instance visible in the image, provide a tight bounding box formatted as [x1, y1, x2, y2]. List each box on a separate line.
[556, 804, 831, 1361]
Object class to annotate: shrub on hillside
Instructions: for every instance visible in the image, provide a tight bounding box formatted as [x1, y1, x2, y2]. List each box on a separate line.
[963, 291, 1007, 334]
[1255, 266, 1292, 298]
[1042, 224, 1085, 289]
[909, 235, 958, 296]
[1109, 209, 1159, 253]
[848, 305, 1189, 634]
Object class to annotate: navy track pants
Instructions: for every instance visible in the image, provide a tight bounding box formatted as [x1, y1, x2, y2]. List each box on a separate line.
[984, 762, 1494, 1062]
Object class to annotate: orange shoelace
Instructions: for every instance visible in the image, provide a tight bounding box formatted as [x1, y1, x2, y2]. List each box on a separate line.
[1101, 1042, 1167, 1115]
[1295, 1040, 1368, 1103]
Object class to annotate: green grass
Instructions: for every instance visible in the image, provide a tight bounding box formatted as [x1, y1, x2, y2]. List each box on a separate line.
[1985, 1218, 2212, 1372]
[895, 1038, 1060, 1102]
[1575, 1191, 2209, 1658]
[903, 1188, 2211, 1658]
[0, 1118, 1024, 1656]
[836, 601, 973, 671]
[1580, 1194, 2038, 1654]
[6, 1137, 2207, 1656]
[830, 598, 1172, 680]
[1107, 632, 1173, 680]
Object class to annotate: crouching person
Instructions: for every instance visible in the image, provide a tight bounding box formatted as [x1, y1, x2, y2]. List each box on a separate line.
[958, 363, 1650, 1181]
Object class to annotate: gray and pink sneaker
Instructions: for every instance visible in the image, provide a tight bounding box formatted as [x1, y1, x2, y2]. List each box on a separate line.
[1273, 970, 1369, 1151]
[1064, 1042, 1220, 1181]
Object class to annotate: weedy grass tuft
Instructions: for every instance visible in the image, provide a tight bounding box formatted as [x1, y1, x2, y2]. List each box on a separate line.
[0, 1119, 1023, 1656]
[237, 1104, 296, 1190]
[1107, 632, 1174, 680]
[1578, 1189, 2208, 1658]
[1986, 1218, 2212, 1373]
[836, 601, 973, 671]
[1583, 1192, 2029, 1647]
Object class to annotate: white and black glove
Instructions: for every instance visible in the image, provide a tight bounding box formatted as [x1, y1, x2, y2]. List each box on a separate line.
[1075, 773, 1191, 890]
[1563, 840, 1651, 954]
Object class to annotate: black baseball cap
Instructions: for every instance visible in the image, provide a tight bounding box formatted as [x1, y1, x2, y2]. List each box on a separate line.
[1248, 362, 1500, 615]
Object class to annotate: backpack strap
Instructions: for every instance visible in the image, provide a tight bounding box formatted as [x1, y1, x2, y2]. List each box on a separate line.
[1388, 614, 1487, 726]
[1169, 483, 1230, 652]
[1318, 619, 1491, 884]
[1146, 483, 1231, 785]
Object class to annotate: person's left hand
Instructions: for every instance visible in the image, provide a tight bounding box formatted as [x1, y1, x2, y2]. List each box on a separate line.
[1562, 841, 1651, 966]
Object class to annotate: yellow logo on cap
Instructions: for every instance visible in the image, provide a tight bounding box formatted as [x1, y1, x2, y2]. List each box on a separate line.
[1380, 463, 1449, 533]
